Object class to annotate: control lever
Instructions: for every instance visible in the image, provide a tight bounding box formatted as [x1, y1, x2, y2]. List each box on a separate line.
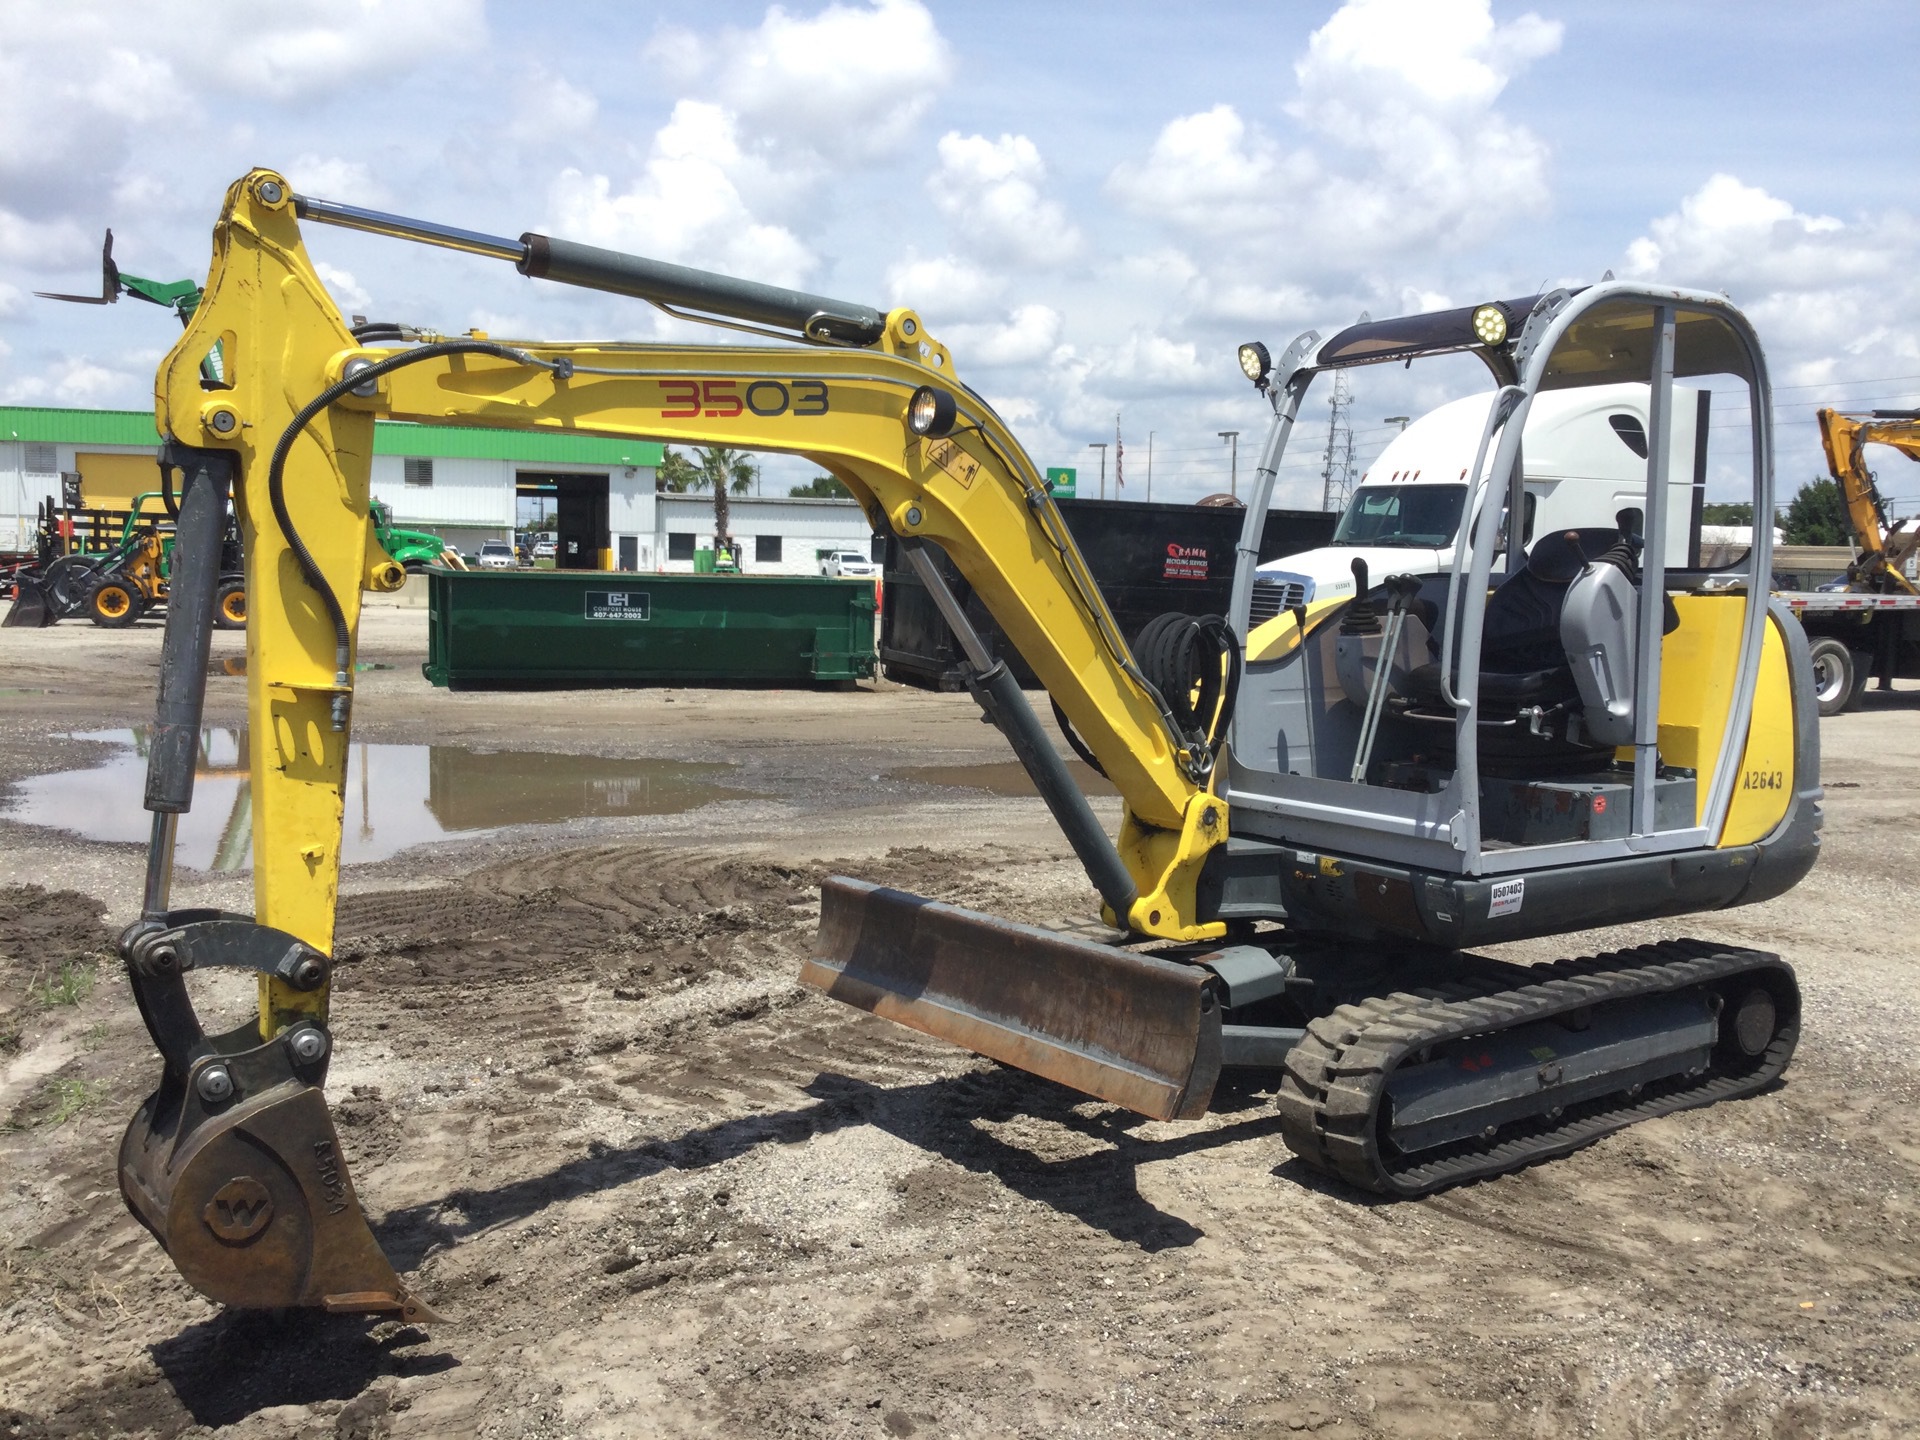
[1350, 574, 1421, 785]
[1340, 557, 1379, 635]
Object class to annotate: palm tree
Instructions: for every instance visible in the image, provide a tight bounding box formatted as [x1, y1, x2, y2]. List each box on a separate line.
[687, 446, 757, 561]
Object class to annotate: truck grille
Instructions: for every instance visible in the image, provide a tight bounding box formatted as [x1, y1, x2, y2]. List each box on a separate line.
[1249, 580, 1307, 624]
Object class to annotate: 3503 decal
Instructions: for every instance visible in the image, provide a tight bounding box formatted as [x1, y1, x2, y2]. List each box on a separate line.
[660, 379, 828, 420]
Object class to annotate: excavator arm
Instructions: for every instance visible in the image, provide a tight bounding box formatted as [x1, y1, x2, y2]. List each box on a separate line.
[118, 169, 1235, 1319]
[1817, 406, 1920, 595]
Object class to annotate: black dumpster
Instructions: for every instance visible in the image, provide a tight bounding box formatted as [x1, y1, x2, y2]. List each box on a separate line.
[880, 499, 1337, 688]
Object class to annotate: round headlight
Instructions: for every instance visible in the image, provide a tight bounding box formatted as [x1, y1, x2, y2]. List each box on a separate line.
[1238, 340, 1272, 384]
[907, 385, 958, 438]
[1471, 304, 1508, 346]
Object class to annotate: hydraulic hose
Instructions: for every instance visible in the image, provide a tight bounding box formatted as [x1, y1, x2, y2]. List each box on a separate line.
[266, 338, 571, 727]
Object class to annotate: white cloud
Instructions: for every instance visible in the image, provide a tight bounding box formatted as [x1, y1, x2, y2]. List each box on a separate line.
[646, 0, 950, 164]
[0, 1, 485, 215]
[944, 304, 1063, 367]
[285, 157, 387, 208]
[0, 211, 96, 272]
[1624, 175, 1897, 294]
[1108, 0, 1560, 284]
[313, 262, 372, 316]
[546, 102, 815, 287]
[884, 253, 1005, 321]
[505, 67, 600, 144]
[928, 133, 1081, 269]
[0, 357, 144, 407]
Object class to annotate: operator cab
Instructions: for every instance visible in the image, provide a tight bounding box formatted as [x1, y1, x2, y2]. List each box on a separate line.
[1210, 289, 1815, 948]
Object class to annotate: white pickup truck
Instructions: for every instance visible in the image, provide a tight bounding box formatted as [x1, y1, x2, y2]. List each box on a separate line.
[822, 550, 880, 579]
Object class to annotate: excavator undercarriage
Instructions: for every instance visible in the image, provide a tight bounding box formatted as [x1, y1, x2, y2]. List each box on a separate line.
[111, 170, 1819, 1320]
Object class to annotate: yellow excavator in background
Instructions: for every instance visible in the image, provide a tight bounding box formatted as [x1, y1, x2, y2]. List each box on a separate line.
[116, 170, 1819, 1323]
[1783, 409, 1920, 713]
[1818, 407, 1920, 597]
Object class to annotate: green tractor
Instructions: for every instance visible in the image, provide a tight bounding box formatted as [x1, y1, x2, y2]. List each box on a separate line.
[370, 500, 454, 573]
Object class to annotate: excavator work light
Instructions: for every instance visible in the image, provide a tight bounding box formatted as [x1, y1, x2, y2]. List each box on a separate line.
[1237, 341, 1272, 387]
[1471, 304, 1509, 347]
[908, 385, 958, 438]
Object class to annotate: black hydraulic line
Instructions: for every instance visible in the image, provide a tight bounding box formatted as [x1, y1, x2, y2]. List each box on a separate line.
[143, 443, 234, 816]
[155, 455, 179, 520]
[265, 338, 568, 729]
[1050, 696, 1108, 780]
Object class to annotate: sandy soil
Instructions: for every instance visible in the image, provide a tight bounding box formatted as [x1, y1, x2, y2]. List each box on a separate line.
[2, 604, 1918, 1439]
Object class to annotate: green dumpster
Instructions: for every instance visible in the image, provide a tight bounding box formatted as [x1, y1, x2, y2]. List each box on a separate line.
[422, 568, 877, 688]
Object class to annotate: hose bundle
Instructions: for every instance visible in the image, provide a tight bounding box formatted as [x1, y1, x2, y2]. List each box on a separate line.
[1132, 611, 1241, 758]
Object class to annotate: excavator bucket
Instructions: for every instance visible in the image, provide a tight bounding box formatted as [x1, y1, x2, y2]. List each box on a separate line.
[802, 878, 1221, 1121]
[117, 935, 439, 1323]
[3, 573, 54, 627]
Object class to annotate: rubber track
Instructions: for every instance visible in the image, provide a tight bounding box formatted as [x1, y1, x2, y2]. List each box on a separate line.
[1275, 938, 1799, 1197]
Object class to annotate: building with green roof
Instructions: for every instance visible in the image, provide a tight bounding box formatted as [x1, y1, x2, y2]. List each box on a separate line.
[2, 405, 870, 574]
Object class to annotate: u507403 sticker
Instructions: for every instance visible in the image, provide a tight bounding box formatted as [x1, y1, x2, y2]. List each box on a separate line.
[1489, 877, 1525, 918]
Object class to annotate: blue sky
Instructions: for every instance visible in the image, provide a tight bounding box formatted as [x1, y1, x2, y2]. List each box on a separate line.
[2, 1, 1915, 508]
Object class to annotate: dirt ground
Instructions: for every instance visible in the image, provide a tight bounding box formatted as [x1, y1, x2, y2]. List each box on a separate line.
[2, 602, 1918, 1439]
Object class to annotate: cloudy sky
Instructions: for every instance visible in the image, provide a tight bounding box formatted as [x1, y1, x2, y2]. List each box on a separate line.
[2, 0, 1915, 510]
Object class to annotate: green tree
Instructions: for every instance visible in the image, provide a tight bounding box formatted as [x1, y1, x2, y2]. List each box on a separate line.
[1700, 501, 1753, 526]
[789, 473, 851, 499]
[1779, 478, 1851, 547]
[656, 447, 700, 493]
[660, 446, 757, 555]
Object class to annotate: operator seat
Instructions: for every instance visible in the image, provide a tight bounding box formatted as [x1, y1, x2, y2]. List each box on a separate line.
[1392, 516, 1667, 756]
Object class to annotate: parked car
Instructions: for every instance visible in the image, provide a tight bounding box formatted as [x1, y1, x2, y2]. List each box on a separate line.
[476, 540, 517, 570]
[822, 550, 880, 578]
[533, 540, 556, 559]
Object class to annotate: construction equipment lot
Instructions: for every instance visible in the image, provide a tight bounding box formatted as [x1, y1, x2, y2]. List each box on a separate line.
[2, 606, 1917, 1439]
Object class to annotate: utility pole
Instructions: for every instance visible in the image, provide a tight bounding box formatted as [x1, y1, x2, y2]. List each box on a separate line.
[1088, 442, 1108, 500]
[1320, 370, 1355, 511]
[1217, 431, 1240, 500]
[1384, 415, 1411, 433]
[1115, 413, 1124, 492]
[1147, 431, 1155, 503]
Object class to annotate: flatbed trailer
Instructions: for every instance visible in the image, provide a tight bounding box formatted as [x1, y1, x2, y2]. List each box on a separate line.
[1780, 588, 1920, 714]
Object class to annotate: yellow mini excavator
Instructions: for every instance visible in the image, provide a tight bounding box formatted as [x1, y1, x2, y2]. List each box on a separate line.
[115, 170, 1819, 1321]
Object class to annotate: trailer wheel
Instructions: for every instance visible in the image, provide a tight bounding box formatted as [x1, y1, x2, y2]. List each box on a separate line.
[87, 579, 144, 629]
[1807, 635, 1857, 717]
[213, 579, 247, 630]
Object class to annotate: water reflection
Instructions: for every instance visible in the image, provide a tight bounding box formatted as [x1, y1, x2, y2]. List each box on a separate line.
[3, 729, 760, 872]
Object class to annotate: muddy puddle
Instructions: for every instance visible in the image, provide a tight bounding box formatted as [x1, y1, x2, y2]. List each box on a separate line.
[888, 758, 1116, 797]
[2, 728, 764, 871]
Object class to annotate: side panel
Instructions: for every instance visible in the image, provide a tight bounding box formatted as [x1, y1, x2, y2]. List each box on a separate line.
[1647, 593, 1742, 825]
[1721, 610, 1798, 846]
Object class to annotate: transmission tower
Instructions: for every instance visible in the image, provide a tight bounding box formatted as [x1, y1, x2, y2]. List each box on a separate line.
[1319, 370, 1356, 511]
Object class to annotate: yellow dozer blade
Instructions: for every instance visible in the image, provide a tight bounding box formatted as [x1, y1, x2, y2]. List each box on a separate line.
[802, 877, 1222, 1120]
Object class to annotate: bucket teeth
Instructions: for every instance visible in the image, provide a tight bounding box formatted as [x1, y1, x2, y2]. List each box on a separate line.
[802, 876, 1221, 1121]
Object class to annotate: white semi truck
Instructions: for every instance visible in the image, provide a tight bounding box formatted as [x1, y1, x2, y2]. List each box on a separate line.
[1251, 382, 1708, 624]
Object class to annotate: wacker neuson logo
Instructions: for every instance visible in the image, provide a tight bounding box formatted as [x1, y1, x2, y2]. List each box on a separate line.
[584, 591, 651, 620]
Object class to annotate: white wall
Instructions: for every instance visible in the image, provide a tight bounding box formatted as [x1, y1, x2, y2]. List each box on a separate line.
[0, 441, 63, 553]
[369, 455, 513, 530]
[654, 493, 873, 574]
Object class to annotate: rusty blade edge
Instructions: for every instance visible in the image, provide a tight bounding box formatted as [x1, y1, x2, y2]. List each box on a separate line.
[800, 955, 1200, 1121]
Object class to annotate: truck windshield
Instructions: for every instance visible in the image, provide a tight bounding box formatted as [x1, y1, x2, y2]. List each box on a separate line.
[1331, 484, 1468, 548]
